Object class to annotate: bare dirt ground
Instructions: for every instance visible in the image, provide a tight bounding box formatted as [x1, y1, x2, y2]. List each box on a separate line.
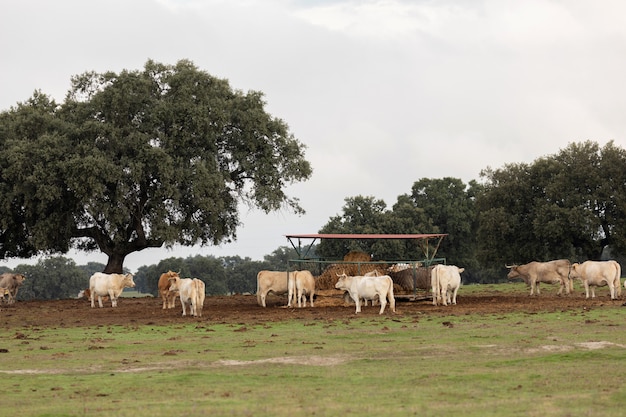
[2, 288, 625, 329]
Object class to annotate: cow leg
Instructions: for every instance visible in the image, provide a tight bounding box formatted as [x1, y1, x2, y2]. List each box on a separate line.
[378, 293, 387, 314]
[451, 287, 459, 305]
[608, 282, 616, 299]
[584, 282, 591, 298]
[355, 296, 361, 313]
[181, 297, 187, 316]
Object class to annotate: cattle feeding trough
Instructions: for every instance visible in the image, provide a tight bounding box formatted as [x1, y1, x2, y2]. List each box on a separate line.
[284, 233, 448, 302]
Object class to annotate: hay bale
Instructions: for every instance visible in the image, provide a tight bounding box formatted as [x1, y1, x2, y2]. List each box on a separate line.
[343, 251, 371, 262]
[315, 262, 388, 291]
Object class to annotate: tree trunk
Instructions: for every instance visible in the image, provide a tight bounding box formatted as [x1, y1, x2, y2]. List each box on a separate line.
[103, 253, 127, 274]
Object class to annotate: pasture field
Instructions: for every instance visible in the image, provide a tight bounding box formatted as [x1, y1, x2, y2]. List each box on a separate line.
[1, 283, 626, 416]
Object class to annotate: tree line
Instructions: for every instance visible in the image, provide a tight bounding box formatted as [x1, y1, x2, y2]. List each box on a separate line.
[316, 140, 626, 283]
[5, 139, 626, 300]
[1, 246, 296, 301]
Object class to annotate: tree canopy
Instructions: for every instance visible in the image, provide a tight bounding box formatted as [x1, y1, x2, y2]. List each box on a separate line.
[0, 60, 312, 272]
[316, 182, 478, 264]
[477, 140, 626, 266]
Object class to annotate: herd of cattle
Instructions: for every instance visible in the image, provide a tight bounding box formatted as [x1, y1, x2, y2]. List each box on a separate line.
[255, 264, 467, 314]
[256, 259, 623, 314]
[0, 259, 623, 315]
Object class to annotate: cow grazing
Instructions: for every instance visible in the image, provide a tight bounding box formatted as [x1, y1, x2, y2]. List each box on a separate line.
[89, 272, 136, 308]
[569, 260, 622, 299]
[158, 270, 180, 309]
[294, 270, 316, 308]
[256, 270, 290, 307]
[168, 276, 206, 317]
[431, 264, 464, 306]
[335, 273, 396, 314]
[506, 260, 572, 296]
[0, 273, 26, 305]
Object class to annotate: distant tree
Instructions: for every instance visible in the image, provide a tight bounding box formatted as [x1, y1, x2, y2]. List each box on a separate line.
[263, 246, 301, 269]
[78, 262, 107, 279]
[224, 258, 269, 294]
[477, 140, 626, 266]
[401, 177, 479, 268]
[185, 255, 228, 295]
[317, 196, 389, 259]
[0, 59, 312, 273]
[17, 256, 86, 300]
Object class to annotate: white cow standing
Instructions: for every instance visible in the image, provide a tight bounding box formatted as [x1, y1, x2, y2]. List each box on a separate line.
[569, 260, 621, 299]
[335, 273, 396, 314]
[431, 264, 464, 306]
[168, 276, 206, 317]
[257, 270, 299, 307]
[89, 272, 136, 308]
[293, 270, 316, 308]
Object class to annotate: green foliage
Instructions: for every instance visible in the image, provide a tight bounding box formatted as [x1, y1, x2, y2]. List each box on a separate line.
[263, 245, 302, 269]
[477, 140, 626, 266]
[16, 256, 88, 300]
[317, 180, 479, 268]
[0, 59, 311, 273]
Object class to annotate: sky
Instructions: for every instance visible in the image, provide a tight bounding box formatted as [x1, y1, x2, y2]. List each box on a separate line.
[2, 0, 626, 272]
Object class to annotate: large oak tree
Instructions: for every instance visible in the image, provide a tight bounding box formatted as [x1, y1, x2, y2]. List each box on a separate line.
[0, 60, 312, 272]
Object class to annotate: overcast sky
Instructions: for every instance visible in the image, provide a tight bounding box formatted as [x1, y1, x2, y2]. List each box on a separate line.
[2, 0, 626, 272]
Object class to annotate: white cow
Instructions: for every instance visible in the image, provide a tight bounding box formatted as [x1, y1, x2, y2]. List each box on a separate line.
[0, 273, 26, 305]
[256, 270, 290, 307]
[89, 272, 136, 308]
[569, 260, 621, 299]
[294, 270, 316, 308]
[168, 276, 206, 317]
[431, 264, 464, 306]
[335, 273, 396, 314]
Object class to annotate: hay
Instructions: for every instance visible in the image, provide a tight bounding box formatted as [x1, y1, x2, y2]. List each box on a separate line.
[315, 262, 388, 291]
[342, 251, 371, 262]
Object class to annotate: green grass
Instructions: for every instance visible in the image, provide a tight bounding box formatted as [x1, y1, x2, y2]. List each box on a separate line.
[2, 297, 626, 416]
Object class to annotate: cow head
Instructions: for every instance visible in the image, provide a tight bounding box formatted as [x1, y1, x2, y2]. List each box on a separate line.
[505, 264, 520, 280]
[123, 273, 136, 288]
[569, 263, 581, 279]
[168, 276, 181, 292]
[335, 271, 350, 291]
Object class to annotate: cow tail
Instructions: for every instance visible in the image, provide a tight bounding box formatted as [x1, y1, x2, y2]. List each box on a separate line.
[256, 273, 262, 306]
[387, 277, 396, 312]
[432, 266, 440, 304]
[194, 279, 204, 316]
[615, 261, 622, 297]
